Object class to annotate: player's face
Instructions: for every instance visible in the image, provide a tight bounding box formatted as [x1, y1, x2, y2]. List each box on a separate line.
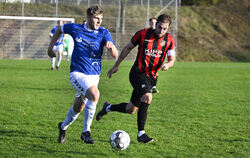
[88, 14, 103, 30]
[58, 20, 63, 26]
[154, 22, 170, 38]
[149, 19, 157, 29]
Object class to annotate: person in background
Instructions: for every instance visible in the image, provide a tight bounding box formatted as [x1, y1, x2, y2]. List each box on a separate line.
[149, 17, 157, 29]
[49, 20, 64, 71]
[63, 34, 74, 62]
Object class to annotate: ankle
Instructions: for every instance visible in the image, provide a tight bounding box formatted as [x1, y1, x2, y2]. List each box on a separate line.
[138, 130, 145, 137]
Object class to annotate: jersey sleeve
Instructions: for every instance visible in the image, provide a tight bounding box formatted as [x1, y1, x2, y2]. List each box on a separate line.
[131, 30, 143, 46]
[103, 29, 114, 44]
[61, 23, 74, 35]
[170, 37, 175, 50]
[167, 36, 176, 57]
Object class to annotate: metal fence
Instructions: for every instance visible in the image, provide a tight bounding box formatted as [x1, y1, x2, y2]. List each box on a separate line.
[0, 0, 179, 59]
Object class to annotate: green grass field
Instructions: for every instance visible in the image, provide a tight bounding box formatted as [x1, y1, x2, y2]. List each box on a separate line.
[0, 60, 249, 158]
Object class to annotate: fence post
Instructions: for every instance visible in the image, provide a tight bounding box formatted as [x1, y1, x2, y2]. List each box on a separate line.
[116, 0, 121, 50]
[88, 0, 90, 7]
[55, 0, 58, 17]
[146, 0, 149, 28]
[121, 0, 126, 35]
[20, 0, 24, 59]
[175, 0, 178, 52]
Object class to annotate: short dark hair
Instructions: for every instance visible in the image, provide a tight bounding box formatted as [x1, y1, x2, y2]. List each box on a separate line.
[149, 17, 157, 22]
[157, 14, 172, 26]
[87, 5, 104, 16]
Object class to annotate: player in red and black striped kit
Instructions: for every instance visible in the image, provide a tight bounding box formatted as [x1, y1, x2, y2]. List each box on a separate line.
[96, 14, 176, 143]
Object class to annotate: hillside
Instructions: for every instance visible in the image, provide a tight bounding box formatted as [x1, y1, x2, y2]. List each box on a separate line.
[0, 1, 249, 61]
[177, 0, 250, 61]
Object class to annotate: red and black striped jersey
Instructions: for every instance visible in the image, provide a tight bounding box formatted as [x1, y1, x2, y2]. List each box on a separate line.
[131, 28, 175, 81]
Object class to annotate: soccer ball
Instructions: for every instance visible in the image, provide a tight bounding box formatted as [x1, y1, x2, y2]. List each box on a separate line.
[110, 130, 130, 150]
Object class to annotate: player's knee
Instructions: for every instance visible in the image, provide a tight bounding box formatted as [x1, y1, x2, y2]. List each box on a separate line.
[86, 86, 99, 102]
[126, 104, 138, 114]
[90, 91, 99, 102]
[129, 108, 138, 114]
[140, 93, 152, 104]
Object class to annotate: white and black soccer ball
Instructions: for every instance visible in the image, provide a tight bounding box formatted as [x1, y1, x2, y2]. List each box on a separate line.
[110, 130, 130, 150]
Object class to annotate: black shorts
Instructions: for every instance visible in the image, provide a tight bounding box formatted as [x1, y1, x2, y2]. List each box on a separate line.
[129, 66, 153, 106]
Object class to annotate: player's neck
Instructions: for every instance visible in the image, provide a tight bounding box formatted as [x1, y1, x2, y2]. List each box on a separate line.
[85, 22, 96, 31]
[153, 30, 165, 39]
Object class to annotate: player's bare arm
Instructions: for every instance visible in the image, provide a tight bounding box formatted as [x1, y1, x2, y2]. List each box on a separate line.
[105, 41, 118, 59]
[48, 27, 63, 57]
[107, 41, 135, 78]
[161, 55, 175, 71]
[113, 41, 135, 67]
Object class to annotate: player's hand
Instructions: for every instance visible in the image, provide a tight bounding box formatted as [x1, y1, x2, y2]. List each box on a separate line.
[105, 41, 113, 50]
[48, 48, 56, 58]
[161, 63, 169, 71]
[107, 66, 118, 78]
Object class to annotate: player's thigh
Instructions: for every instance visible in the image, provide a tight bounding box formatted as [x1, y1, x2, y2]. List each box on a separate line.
[129, 68, 152, 105]
[129, 67, 152, 93]
[69, 71, 100, 99]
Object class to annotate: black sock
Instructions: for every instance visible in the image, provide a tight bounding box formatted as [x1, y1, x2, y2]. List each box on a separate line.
[137, 102, 149, 131]
[109, 103, 128, 113]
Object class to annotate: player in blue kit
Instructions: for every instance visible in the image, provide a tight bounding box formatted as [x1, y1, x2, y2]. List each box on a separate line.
[48, 5, 118, 144]
[49, 20, 64, 71]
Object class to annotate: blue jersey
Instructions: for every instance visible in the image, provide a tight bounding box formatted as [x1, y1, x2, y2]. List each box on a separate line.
[50, 26, 64, 46]
[62, 23, 114, 75]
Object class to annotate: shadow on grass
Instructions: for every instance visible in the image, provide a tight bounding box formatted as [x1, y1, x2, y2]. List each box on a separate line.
[217, 138, 250, 143]
[0, 129, 27, 137]
[0, 85, 72, 91]
[0, 66, 52, 71]
[22, 147, 108, 157]
[0, 129, 108, 157]
[0, 129, 53, 140]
